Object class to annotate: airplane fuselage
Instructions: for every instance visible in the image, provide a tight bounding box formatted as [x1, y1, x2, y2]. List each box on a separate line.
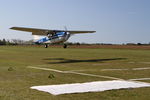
[35, 32, 70, 44]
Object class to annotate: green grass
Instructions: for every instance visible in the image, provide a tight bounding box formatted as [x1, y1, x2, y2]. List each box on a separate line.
[0, 46, 150, 100]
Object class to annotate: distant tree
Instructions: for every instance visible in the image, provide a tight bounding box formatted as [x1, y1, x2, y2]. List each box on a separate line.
[0, 39, 7, 45]
[137, 43, 142, 45]
[126, 43, 136, 45]
[76, 42, 80, 45]
[11, 39, 25, 45]
[24, 40, 34, 45]
[0, 39, 2, 45]
[2, 39, 6, 45]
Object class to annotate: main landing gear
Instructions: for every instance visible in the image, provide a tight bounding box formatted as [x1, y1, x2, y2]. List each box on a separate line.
[44, 44, 48, 48]
[63, 44, 67, 48]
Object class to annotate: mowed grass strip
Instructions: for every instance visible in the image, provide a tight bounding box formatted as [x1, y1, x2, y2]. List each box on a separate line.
[0, 46, 150, 100]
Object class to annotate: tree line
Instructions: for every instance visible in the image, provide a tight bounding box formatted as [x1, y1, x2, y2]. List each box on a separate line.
[0, 38, 150, 46]
[0, 39, 33, 45]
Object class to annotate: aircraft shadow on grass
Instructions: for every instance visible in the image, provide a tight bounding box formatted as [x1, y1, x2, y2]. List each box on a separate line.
[43, 58, 126, 64]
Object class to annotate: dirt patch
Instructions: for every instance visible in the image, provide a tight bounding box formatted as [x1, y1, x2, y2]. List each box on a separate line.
[69, 45, 150, 50]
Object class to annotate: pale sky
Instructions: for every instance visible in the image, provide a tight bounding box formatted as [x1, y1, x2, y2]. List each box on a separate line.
[0, 0, 150, 44]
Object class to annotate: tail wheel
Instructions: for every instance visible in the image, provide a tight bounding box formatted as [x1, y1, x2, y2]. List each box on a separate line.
[63, 44, 67, 48]
[45, 44, 48, 48]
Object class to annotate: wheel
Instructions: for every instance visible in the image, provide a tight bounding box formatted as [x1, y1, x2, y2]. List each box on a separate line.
[63, 44, 67, 48]
[44, 44, 48, 48]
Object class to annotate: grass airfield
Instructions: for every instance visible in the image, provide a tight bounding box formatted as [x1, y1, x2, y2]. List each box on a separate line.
[0, 45, 150, 100]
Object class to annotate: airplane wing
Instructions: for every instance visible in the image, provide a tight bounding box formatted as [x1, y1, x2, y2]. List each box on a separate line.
[10, 27, 55, 36]
[10, 27, 96, 36]
[68, 30, 96, 34]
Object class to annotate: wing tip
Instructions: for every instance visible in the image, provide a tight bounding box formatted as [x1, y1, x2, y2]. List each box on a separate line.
[86, 31, 96, 33]
[10, 27, 17, 29]
[91, 31, 96, 33]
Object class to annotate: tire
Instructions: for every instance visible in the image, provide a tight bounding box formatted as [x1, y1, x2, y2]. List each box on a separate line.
[63, 44, 67, 48]
[45, 44, 48, 48]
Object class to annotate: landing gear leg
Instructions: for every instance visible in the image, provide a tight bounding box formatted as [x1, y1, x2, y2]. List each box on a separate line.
[44, 44, 48, 48]
[63, 44, 67, 48]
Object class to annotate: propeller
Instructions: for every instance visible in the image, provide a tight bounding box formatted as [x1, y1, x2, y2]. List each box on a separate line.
[63, 26, 70, 40]
[64, 26, 68, 34]
[64, 26, 71, 35]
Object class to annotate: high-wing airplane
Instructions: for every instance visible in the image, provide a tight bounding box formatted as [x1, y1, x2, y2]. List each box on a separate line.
[10, 27, 96, 48]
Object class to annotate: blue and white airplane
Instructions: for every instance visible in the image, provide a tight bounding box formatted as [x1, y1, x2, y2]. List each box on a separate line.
[10, 27, 96, 48]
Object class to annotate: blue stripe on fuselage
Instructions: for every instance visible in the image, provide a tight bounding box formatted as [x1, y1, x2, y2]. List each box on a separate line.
[35, 37, 49, 44]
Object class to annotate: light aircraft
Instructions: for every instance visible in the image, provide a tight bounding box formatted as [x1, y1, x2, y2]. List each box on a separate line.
[10, 27, 96, 48]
